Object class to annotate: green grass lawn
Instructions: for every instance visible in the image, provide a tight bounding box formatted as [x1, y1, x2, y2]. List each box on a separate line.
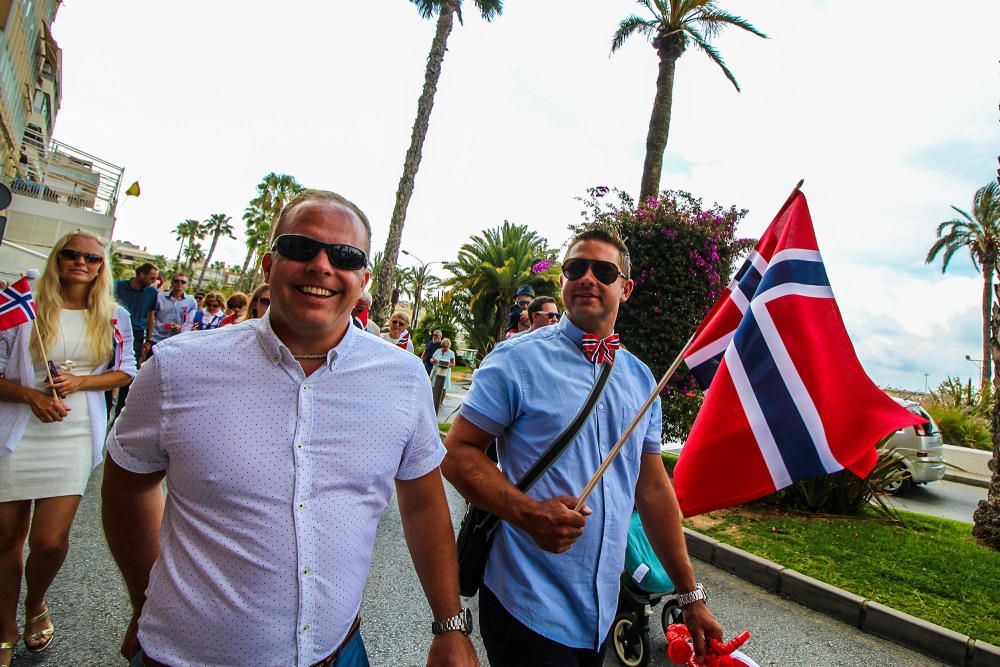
[438, 422, 452, 435]
[688, 507, 1000, 644]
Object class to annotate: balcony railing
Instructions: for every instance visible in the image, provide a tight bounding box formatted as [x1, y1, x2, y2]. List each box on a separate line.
[9, 139, 123, 216]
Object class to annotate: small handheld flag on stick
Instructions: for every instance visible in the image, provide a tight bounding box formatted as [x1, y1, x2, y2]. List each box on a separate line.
[673, 181, 924, 516]
[0, 276, 54, 390]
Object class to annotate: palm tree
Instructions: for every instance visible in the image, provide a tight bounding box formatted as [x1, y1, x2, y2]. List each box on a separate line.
[612, 1, 765, 203]
[254, 173, 304, 225]
[239, 202, 270, 290]
[371, 0, 503, 325]
[444, 221, 559, 357]
[926, 182, 1000, 388]
[196, 213, 235, 289]
[409, 263, 441, 328]
[173, 219, 202, 268]
[183, 242, 205, 273]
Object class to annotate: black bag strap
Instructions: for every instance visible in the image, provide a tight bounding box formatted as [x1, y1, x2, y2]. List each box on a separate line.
[516, 360, 613, 492]
[473, 361, 613, 532]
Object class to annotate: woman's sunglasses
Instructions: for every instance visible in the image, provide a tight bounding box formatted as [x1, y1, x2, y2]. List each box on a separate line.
[59, 248, 104, 265]
[271, 234, 368, 271]
[391, 320, 407, 327]
[257, 297, 271, 306]
[562, 258, 626, 285]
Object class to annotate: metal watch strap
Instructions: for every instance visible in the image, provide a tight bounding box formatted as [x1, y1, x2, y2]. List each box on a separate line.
[431, 608, 473, 635]
[676, 583, 708, 606]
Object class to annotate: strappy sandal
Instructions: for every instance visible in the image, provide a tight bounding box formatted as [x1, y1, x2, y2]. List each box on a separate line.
[23, 604, 54, 653]
[0, 634, 18, 667]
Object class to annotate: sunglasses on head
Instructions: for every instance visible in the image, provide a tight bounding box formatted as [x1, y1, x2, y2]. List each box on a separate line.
[562, 258, 626, 285]
[271, 234, 368, 271]
[59, 248, 103, 265]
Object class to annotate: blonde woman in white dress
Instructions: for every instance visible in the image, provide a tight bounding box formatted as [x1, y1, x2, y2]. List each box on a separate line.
[0, 230, 137, 662]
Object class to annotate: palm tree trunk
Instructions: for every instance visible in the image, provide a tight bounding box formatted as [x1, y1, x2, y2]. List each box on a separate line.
[238, 246, 255, 291]
[174, 239, 185, 268]
[983, 259, 995, 387]
[639, 37, 685, 204]
[197, 233, 220, 290]
[973, 285, 1000, 549]
[413, 286, 423, 329]
[371, 0, 457, 326]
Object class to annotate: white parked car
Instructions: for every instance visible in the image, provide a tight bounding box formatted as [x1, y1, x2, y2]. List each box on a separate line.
[880, 398, 946, 495]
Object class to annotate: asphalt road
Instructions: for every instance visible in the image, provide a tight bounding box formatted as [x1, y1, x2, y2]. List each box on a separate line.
[888, 479, 988, 523]
[9, 464, 946, 666]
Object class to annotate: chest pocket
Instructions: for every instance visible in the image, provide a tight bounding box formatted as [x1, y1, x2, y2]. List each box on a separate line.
[621, 403, 650, 455]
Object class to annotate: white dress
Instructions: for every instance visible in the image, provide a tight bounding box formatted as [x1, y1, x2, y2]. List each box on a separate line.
[0, 310, 97, 501]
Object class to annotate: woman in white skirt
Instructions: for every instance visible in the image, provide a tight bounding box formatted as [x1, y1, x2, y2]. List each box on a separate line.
[0, 230, 136, 662]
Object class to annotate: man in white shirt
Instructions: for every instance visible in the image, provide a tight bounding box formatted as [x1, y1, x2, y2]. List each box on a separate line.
[150, 274, 197, 345]
[102, 190, 477, 667]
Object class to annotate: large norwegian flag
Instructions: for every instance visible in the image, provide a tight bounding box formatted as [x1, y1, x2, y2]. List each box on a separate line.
[0, 277, 37, 331]
[673, 191, 923, 517]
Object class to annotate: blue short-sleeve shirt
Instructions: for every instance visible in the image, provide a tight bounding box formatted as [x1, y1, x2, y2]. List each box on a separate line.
[460, 315, 662, 649]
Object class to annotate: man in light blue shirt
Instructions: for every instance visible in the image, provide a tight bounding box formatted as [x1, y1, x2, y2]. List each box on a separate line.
[443, 227, 721, 666]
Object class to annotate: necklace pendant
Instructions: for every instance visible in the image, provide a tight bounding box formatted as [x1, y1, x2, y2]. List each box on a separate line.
[59, 359, 76, 372]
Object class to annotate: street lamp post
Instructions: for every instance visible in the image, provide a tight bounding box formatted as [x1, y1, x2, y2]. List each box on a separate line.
[966, 355, 983, 387]
[401, 250, 443, 330]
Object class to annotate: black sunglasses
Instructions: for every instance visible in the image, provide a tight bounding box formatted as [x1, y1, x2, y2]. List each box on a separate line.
[562, 258, 626, 285]
[534, 311, 560, 321]
[59, 248, 103, 265]
[272, 234, 368, 271]
[257, 297, 271, 306]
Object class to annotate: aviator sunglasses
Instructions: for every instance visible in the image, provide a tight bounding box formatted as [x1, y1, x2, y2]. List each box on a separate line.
[271, 234, 368, 271]
[59, 248, 104, 264]
[562, 258, 626, 285]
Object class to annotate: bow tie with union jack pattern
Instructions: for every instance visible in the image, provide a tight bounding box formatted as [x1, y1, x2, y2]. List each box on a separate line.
[581, 332, 620, 366]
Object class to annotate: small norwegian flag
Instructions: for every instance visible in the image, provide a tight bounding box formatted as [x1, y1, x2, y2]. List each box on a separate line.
[395, 330, 410, 350]
[0, 278, 37, 331]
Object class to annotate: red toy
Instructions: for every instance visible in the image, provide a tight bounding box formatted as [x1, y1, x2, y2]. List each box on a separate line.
[665, 623, 751, 667]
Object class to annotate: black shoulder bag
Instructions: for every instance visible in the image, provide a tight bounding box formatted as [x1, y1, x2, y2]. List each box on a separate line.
[455, 361, 614, 597]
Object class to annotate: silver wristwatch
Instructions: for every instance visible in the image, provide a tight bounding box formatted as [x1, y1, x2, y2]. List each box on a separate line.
[676, 583, 708, 606]
[431, 608, 473, 636]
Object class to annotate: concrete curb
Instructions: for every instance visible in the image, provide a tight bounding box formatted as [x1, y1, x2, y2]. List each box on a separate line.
[683, 527, 999, 666]
[943, 471, 992, 489]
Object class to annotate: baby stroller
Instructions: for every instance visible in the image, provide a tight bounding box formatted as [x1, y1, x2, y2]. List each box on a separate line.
[611, 510, 684, 667]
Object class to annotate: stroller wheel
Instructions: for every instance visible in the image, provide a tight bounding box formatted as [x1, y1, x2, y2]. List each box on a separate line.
[612, 613, 651, 667]
[661, 600, 683, 631]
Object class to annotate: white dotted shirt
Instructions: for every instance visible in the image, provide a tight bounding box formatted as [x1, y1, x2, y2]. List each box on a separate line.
[106, 314, 444, 667]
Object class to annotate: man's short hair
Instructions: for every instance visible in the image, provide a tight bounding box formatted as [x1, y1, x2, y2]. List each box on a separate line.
[270, 189, 373, 253]
[564, 225, 631, 278]
[527, 295, 556, 317]
[135, 262, 157, 276]
[171, 273, 187, 282]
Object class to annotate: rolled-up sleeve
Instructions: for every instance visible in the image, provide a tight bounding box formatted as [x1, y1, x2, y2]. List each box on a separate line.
[106, 353, 168, 473]
[459, 346, 522, 437]
[396, 363, 446, 481]
[643, 395, 663, 454]
[114, 307, 138, 378]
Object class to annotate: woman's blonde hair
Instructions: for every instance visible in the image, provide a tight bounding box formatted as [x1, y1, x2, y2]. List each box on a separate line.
[390, 310, 410, 326]
[31, 229, 115, 364]
[240, 283, 269, 322]
[440, 337, 451, 348]
[202, 291, 225, 309]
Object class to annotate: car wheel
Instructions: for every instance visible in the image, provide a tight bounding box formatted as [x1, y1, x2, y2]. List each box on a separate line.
[612, 614, 650, 667]
[884, 463, 913, 496]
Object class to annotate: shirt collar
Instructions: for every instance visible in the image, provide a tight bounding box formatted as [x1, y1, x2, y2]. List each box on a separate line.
[255, 311, 356, 371]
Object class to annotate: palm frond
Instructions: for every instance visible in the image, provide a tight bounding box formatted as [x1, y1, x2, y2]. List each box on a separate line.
[686, 25, 740, 91]
[611, 15, 657, 52]
[694, 8, 767, 39]
[474, 0, 503, 21]
[410, 0, 441, 20]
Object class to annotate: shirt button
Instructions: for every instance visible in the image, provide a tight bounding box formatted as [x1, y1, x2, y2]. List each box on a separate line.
[272, 355, 279, 361]
[598, 403, 605, 410]
[302, 624, 310, 633]
[298, 502, 305, 509]
[303, 385, 310, 392]
[296, 443, 304, 450]
[302, 567, 310, 575]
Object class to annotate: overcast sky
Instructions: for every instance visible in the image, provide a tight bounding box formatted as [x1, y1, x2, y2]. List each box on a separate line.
[49, 1, 999, 391]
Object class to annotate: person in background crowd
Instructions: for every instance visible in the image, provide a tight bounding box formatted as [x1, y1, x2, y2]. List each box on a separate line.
[381, 310, 415, 353]
[180, 292, 226, 332]
[0, 230, 137, 664]
[102, 188, 476, 667]
[429, 337, 456, 411]
[503, 285, 535, 339]
[193, 291, 206, 309]
[151, 275, 197, 347]
[219, 292, 249, 327]
[240, 283, 270, 322]
[422, 330, 443, 375]
[509, 296, 559, 338]
[152, 274, 164, 292]
[442, 226, 721, 666]
[351, 292, 380, 335]
[110, 263, 160, 420]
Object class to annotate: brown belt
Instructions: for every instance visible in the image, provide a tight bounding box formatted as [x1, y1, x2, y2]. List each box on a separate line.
[138, 616, 362, 667]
